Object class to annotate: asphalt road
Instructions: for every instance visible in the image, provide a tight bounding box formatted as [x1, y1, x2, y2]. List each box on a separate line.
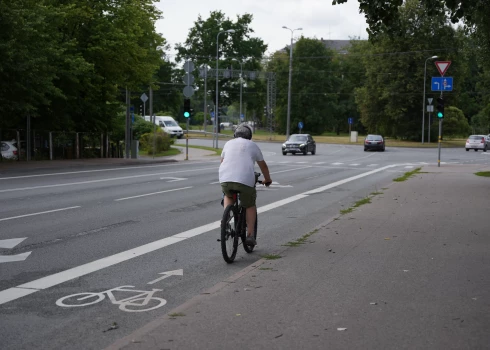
[1, 141, 489, 349]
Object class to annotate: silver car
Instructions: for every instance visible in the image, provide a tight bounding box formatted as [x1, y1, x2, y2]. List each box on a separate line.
[465, 135, 490, 152]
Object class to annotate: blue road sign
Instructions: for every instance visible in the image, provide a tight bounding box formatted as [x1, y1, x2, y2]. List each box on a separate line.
[348, 117, 353, 125]
[210, 111, 215, 117]
[240, 114, 244, 121]
[298, 121, 304, 129]
[130, 106, 134, 112]
[431, 77, 453, 91]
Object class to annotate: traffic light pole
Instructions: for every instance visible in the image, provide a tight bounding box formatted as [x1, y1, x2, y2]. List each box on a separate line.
[437, 92, 443, 167]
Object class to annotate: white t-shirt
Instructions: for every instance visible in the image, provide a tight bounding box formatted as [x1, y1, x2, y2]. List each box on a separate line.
[219, 138, 264, 187]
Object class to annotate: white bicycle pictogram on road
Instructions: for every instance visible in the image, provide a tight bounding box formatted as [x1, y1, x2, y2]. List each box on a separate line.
[56, 285, 167, 313]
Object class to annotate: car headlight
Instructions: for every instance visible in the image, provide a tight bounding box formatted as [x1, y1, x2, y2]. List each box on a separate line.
[300, 144, 305, 148]
[282, 144, 286, 147]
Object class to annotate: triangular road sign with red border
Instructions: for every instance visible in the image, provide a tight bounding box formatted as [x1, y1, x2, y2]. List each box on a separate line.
[435, 61, 451, 76]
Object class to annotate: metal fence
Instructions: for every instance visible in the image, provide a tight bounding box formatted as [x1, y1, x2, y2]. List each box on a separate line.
[1, 129, 125, 161]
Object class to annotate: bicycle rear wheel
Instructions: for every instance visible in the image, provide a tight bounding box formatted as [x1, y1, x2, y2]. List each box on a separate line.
[242, 208, 258, 253]
[221, 205, 239, 263]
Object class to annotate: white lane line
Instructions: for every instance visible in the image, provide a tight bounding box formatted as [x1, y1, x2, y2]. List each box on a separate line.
[349, 164, 360, 166]
[0, 161, 216, 181]
[314, 162, 326, 165]
[115, 187, 193, 201]
[0, 167, 216, 193]
[367, 164, 378, 167]
[0, 163, 398, 305]
[332, 162, 344, 165]
[0, 206, 81, 222]
[404, 166, 414, 169]
[303, 164, 397, 195]
[295, 162, 308, 164]
[211, 166, 306, 185]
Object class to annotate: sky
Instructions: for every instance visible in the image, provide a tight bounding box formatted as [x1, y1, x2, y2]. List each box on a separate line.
[154, 0, 369, 59]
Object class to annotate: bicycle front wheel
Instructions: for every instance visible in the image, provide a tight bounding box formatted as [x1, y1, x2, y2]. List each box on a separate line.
[243, 208, 258, 253]
[221, 204, 239, 263]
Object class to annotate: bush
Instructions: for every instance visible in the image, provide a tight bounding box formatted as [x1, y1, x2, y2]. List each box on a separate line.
[139, 130, 174, 155]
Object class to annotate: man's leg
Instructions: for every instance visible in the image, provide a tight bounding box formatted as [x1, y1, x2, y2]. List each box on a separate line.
[246, 206, 256, 237]
[223, 195, 234, 208]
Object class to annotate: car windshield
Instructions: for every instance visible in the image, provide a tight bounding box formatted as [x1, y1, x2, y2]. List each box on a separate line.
[366, 135, 382, 141]
[289, 135, 307, 142]
[469, 135, 483, 140]
[163, 120, 178, 127]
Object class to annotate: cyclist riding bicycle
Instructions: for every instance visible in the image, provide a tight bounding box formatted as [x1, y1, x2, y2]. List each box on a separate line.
[219, 123, 272, 246]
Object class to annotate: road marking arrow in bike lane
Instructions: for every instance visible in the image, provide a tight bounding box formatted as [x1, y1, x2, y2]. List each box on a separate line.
[0, 238, 32, 264]
[147, 269, 184, 285]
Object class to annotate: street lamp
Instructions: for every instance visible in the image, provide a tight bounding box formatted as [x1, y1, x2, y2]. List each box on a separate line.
[422, 55, 438, 144]
[283, 26, 302, 140]
[215, 29, 235, 148]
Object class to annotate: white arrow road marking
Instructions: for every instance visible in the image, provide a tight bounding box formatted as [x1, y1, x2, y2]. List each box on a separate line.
[115, 187, 193, 201]
[160, 177, 187, 182]
[0, 206, 81, 222]
[0, 238, 31, 264]
[0, 164, 399, 305]
[147, 269, 184, 285]
[0, 252, 32, 264]
[0, 238, 27, 249]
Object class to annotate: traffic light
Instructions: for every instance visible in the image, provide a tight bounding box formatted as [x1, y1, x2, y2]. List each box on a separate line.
[183, 99, 191, 118]
[263, 106, 268, 117]
[436, 97, 444, 119]
[190, 108, 194, 118]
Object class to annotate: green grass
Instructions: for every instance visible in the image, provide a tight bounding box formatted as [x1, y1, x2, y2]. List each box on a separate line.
[138, 147, 181, 157]
[283, 229, 319, 247]
[370, 191, 383, 196]
[261, 254, 282, 260]
[340, 196, 373, 215]
[393, 167, 422, 182]
[475, 171, 490, 177]
[168, 312, 186, 317]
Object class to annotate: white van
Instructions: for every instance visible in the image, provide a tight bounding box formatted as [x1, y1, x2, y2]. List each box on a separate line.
[144, 116, 183, 139]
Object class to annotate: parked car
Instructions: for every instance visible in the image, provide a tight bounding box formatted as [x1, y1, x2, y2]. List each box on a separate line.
[364, 134, 385, 152]
[1, 141, 18, 159]
[282, 134, 316, 155]
[465, 135, 489, 152]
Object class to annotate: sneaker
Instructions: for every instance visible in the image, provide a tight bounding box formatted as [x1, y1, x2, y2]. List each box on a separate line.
[245, 235, 257, 246]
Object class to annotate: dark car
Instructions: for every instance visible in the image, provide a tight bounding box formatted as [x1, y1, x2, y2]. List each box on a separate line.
[282, 134, 316, 155]
[364, 134, 385, 152]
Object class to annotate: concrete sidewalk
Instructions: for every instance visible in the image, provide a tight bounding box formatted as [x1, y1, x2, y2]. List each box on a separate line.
[106, 164, 490, 350]
[0, 146, 217, 172]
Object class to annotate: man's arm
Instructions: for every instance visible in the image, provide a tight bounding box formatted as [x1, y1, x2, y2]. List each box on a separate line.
[257, 160, 272, 185]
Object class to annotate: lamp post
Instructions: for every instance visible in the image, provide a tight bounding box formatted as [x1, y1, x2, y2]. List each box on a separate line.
[231, 58, 244, 123]
[422, 55, 438, 144]
[215, 29, 235, 148]
[282, 26, 302, 140]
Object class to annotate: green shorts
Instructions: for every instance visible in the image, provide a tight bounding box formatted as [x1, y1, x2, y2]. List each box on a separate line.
[221, 182, 257, 208]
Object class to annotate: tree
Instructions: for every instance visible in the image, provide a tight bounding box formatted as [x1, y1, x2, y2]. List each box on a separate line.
[175, 11, 267, 117]
[442, 106, 471, 138]
[267, 37, 340, 135]
[352, 0, 462, 139]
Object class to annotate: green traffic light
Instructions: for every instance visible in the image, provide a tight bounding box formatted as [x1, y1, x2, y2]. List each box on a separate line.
[437, 112, 443, 118]
[184, 112, 190, 118]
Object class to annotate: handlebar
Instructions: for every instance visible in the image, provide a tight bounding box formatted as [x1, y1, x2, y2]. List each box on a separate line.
[255, 172, 272, 187]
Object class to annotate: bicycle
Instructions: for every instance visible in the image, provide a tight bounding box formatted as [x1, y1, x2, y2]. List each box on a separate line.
[55, 285, 167, 313]
[220, 172, 269, 263]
